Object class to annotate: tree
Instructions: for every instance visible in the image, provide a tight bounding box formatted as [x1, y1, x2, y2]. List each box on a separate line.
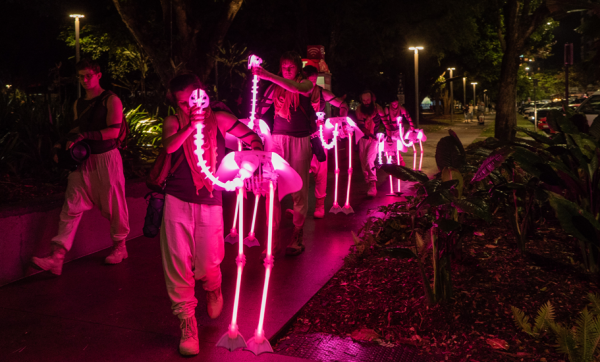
[493, 0, 600, 142]
[112, 0, 244, 87]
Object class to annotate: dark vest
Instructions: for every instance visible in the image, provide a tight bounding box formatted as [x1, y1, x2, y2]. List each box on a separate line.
[76, 91, 118, 154]
[163, 129, 226, 206]
[272, 94, 316, 138]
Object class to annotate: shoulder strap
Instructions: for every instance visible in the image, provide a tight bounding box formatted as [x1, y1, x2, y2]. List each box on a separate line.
[169, 152, 185, 173]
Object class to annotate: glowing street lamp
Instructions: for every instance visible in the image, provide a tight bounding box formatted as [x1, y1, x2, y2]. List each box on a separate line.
[471, 82, 477, 107]
[409, 47, 424, 128]
[70, 14, 84, 98]
[448, 68, 455, 122]
[463, 77, 467, 108]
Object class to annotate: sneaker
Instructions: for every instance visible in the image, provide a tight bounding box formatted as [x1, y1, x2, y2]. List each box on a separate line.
[286, 228, 305, 256]
[179, 316, 199, 355]
[105, 242, 128, 264]
[206, 287, 223, 319]
[367, 181, 377, 197]
[314, 197, 325, 219]
[31, 244, 66, 276]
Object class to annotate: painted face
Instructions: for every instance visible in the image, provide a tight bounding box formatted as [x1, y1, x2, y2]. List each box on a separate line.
[307, 74, 318, 88]
[361, 93, 372, 106]
[77, 69, 101, 90]
[391, 100, 399, 109]
[281, 60, 298, 80]
[174, 85, 195, 114]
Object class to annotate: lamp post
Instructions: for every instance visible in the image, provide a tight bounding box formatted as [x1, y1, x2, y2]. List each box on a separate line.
[471, 82, 477, 107]
[463, 77, 467, 108]
[448, 68, 455, 122]
[409, 46, 424, 128]
[70, 14, 84, 98]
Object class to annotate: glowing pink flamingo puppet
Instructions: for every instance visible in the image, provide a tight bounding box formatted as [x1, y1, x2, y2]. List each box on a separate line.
[396, 116, 427, 172]
[376, 117, 427, 194]
[321, 116, 363, 214]
[214, 151, 302, 355]
[223, 54, 272, 248]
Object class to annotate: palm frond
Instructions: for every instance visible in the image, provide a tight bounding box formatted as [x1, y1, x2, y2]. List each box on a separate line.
[575, 308, 595, 361]
[511, 305, 534, 336]
[553, 322, 579, 361]
[534, 301, 556, 334]
[588, 293, 600, 316]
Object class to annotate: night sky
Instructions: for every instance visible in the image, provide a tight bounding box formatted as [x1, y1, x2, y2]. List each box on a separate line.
[0, 0, 587, 90]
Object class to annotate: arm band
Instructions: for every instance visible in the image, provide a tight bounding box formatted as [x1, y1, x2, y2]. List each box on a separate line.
[107, 123, 121, 129]
[225, 120, 243, 134]
[238, 131, 256, 139]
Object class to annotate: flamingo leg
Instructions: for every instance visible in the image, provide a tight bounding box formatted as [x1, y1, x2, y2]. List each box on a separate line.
[243, 195, 261, 247]
[217, 189, 247, 351]
[246, 181, 275, 355]
[329, 132, 342, 214]
[342, 132, 354, 214]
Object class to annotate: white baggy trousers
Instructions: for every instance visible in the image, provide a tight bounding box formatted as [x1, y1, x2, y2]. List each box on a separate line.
[358, 138, 379, 183]
[52, 148, 130, 251]
[271, 135, 312, 229]
[160, 194, 225, 320]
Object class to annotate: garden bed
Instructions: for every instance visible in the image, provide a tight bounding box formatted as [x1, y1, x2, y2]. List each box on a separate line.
[275, 212, 598, 362]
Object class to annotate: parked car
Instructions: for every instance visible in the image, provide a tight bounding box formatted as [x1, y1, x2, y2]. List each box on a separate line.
[536, 117, 556, 134]
[577, 91, 600, 126]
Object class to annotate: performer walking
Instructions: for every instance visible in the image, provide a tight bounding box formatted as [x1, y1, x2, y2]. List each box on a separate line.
[253, 51, 316, 256]
[355, 90, 386, 197]
[160, 73, 262, 355]
[303, 65, 348, 218]
[32, 59, 130, 275]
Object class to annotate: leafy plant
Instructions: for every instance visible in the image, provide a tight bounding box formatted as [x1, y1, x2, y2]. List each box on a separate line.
[375, 130, 491, 305]
[512, 293, 600, 362]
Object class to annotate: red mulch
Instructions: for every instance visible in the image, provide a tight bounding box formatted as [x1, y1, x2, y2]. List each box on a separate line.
[282, 213, 598, 362]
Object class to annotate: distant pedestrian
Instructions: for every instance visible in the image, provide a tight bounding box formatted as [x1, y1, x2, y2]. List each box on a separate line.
[477, 102, 485, 125]
[355, 90, 386, 197]
[462, 104, 469, 123]
[468, 104, 474, 123]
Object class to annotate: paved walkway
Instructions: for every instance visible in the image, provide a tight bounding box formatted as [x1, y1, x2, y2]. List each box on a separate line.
[0, 116, 490, 362]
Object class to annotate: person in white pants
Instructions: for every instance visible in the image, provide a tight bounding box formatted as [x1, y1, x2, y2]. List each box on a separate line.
[355, 90, 387, 197]
[253, 51, 316, 256]
[32, 59, 130, 276]
[303, 65, 348, 218]
[160, 74, 263, 356]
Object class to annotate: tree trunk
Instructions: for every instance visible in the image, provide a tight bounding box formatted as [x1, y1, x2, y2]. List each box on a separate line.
[113, 0, 244, 87]
[494, 46, 519, 141]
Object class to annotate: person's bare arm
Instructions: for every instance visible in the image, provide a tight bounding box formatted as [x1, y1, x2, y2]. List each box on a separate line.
[252, 66, 313, 94]
[322, 88, 346, 108]
[162, 114, 195, 154]
[100, 95, 123, 140]
[216, 111, 263, 150]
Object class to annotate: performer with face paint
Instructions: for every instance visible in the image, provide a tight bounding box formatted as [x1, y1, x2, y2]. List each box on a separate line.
[160, 73, 262, 356]
[355, 90, 387, 197]
[303, 65, 348, 218]
[252, 51, 316, 256]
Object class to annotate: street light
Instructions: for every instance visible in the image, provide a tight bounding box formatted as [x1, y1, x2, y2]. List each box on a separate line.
[463, 77, 467, 108]
[409, 46, 424, 128]
[448, 68, 455, 122]
[471, 82, 477, 108]
[70, 14, 84, 98]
